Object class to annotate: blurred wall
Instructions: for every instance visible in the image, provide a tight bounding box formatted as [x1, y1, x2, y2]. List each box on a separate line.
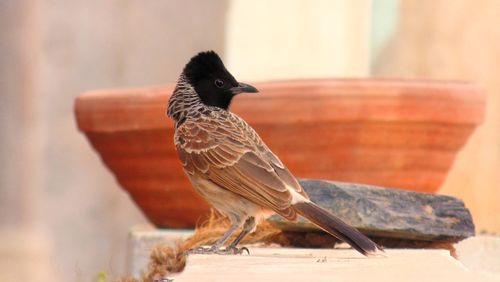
[225, 0, 372, 80]
[1, 0, 229, 281]
[0, 1, 51, 281]
[374, 0, 500, 233]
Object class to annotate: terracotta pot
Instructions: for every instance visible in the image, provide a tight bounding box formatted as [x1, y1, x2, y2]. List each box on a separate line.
[75, 79, 485, 228]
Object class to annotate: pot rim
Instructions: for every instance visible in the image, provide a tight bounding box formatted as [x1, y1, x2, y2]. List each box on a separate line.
[75, 78, 486, 133]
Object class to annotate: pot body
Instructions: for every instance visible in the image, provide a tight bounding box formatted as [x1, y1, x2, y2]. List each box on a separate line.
[75, 79, 485, 227]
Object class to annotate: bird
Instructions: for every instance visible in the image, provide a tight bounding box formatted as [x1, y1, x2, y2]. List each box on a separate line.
[167, 51, 381, 256]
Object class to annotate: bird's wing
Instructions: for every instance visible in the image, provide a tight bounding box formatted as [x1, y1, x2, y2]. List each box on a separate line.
[175, 112, 308, 220]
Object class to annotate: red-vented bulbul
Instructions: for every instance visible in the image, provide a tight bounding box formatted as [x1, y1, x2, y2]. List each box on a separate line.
[167, 51, 381, 256]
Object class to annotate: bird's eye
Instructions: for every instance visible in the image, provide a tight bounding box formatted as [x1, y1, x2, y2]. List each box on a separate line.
[214, 79, 224, 88]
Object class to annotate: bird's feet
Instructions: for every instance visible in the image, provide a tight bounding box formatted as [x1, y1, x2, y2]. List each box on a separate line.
[216, 246, 250, 255]
[185, 246, 217, 255]
[186, 245, 249, 255]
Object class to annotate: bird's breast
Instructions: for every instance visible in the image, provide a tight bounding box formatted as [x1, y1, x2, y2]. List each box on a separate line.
[187, 174, 272, 223]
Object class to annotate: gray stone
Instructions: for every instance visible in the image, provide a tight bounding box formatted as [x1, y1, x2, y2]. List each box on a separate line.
[269, 179, 475, 242]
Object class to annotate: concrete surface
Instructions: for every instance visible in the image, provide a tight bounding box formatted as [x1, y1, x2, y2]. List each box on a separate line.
[175, 248, 494, 282]
[128, 228, 500, 282]
[455, 235, 500, 280]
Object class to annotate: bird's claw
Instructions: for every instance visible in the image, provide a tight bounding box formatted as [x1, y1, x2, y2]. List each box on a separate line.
[216, 246, 250, 255]
[186, 246, 250, 255]
[186, 246, 218, 255]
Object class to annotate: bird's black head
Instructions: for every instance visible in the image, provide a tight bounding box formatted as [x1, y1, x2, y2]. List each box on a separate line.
[182, 51, 258, 110]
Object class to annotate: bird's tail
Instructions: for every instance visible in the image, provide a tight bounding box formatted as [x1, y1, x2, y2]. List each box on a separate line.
[293, 201, 382, 256]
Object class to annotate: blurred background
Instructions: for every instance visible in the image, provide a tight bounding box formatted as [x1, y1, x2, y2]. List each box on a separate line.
[0, 0, 499, 281]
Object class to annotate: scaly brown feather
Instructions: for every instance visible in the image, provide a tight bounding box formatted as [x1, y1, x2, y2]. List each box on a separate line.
[174, 109, 307, 220]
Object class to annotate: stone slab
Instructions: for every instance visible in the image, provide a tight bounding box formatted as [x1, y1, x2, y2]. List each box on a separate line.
[269, 180, 475, 241]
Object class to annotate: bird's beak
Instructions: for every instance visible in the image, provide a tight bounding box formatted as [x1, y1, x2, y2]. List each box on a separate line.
[230, 82, 259, 95]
